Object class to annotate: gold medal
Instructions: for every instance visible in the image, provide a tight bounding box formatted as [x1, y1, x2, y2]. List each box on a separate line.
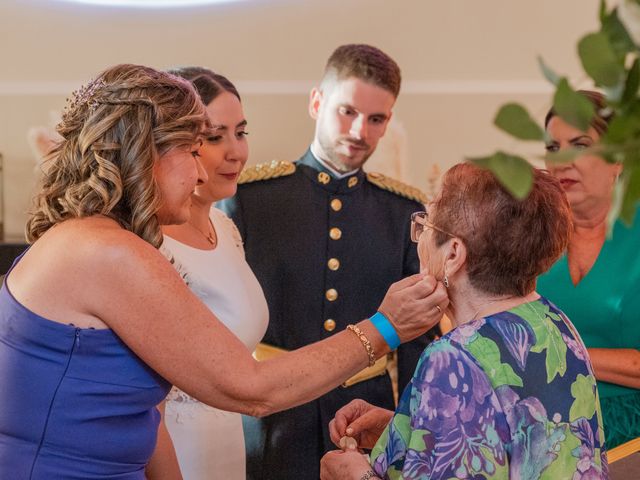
[339, 435, 358, 451]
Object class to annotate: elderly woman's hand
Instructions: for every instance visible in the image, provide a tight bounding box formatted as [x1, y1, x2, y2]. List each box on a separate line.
[320, 449, 378, 480]
[329, 399, 394, 451]
[379, 274, 448, 343]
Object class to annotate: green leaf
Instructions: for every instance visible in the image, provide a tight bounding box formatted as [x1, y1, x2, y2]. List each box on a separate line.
[543, 148, 581, 165]
[465, 336, 523, 388]
[477, 446, 509, 477]
[542, 425, 579, 478]
[603, 81, 626, 103]
[599, 0, 607, 23]
[620, 161, 640, 225]
[513, 302, 567, 382]
[392, 413, 412, 446]
[621, 58, 640, 105]
[370, 423, 392, 461]
[608, 172, 625, 237]
[494, 103, 545, 141]
[467, 152, 533, 199]
[569, 374, 598, 421]
[553, 78, 595, 132]
[601, 6, 637, 56]
[543, 144, 623, 166]
[578, 32, 625, 87]
[604, 109, 640, 144]
[538, 56, 561, 86]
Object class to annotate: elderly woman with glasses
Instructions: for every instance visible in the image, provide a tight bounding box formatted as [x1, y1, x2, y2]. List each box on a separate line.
[320, 163, 608, 479]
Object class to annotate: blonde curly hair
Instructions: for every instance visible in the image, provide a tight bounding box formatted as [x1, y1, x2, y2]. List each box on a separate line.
[26, 64, 209, 248]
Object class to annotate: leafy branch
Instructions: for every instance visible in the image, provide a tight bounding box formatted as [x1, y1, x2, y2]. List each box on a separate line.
[469, 0, 640, 225]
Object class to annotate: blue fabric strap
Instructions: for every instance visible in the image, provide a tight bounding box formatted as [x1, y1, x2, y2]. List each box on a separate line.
[370, 311, 401, 350]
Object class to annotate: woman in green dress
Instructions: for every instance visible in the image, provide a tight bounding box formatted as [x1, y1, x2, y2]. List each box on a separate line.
[538, 90, 640, 449]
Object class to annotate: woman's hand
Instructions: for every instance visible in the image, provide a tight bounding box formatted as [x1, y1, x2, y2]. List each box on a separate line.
[320, 449, 377, 480]
[329, 399, 394, 450]
[378, 274, 448, 343]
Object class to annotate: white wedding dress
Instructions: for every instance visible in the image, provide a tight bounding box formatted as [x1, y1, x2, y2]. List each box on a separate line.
[161, 207, 269, 480]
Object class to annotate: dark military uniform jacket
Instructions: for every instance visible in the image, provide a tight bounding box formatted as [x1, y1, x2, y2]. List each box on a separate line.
[218, 149, 432, 479]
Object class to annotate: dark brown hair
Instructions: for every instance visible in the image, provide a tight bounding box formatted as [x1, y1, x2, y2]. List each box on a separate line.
[431, 163, 572, 296]
[322, 44, 401, 98]
[545, 90, 612, 135]
[168, 66, 240, 105]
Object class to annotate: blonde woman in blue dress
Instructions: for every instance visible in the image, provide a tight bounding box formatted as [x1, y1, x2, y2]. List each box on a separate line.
[0, 63, 447, 479]
[160, 67, 268, 479]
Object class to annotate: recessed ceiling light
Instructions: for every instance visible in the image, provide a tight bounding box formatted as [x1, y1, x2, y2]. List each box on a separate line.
[58, 0, 244, 7]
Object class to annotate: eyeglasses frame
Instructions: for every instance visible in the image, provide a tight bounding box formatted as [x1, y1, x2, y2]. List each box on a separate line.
[410, 210, 456, 243]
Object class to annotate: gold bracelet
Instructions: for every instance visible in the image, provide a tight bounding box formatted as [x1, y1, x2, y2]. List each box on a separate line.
[346, 324, 376, 367]
[360, 470, 381, 480]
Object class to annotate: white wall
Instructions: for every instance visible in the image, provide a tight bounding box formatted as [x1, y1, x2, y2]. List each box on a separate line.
[0, 0, 600, 237]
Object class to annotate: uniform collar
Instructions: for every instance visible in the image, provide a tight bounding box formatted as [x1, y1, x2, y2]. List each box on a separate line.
[310, 144, 360, 179]
[297, 149, 366, 194]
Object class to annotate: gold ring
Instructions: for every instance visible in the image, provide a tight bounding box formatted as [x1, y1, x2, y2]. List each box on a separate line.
[435, 305, 442, 314]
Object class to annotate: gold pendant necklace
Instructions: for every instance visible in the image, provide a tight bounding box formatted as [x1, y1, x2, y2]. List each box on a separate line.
[189, 218, 217, 246]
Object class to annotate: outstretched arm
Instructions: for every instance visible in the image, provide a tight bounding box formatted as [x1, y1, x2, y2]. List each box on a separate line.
[88, 231, 448, 417]
[588, 348, 640, 389]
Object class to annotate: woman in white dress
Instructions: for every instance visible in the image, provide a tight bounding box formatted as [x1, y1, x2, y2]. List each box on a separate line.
[160, 67, 268, 479]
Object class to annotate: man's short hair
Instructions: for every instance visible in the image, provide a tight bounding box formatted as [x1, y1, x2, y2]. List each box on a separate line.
[322, 44, 401, 98]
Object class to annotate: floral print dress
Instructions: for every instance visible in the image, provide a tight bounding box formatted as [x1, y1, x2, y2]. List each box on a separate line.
[370, 297, 607, 479]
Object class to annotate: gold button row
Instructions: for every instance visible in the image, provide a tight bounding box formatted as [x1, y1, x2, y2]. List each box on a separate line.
[325, 288, 338, 301]
[325, 194, 344, 333]
[318, 172, 331, 185]
[324, 319, 336, 331]
[316, 172, 358, 189]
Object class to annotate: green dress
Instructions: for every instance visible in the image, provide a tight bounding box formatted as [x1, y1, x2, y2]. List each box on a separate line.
[537, 211, 640, 449]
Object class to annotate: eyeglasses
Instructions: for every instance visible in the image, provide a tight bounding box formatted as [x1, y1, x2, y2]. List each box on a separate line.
[410, 211, 455, 243]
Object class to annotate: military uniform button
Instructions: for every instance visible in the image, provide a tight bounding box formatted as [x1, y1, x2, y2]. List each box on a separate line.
[318, 172, 331, 185]
[326, 288, 338, 301]
[330, 199, 342, 211]
[324, 319, 337, 331]
[329, 227, 342, 240]
[348, 177, 358, 188]
[327, 258, 340, 271]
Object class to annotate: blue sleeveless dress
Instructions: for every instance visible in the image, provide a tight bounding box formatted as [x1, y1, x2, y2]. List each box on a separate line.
[0, 254, 171, 479]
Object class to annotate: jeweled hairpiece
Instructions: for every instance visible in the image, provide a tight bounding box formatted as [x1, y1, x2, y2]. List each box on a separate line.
[61, 78, 107, 122]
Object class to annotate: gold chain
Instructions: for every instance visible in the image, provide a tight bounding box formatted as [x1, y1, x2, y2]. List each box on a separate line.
[470, 294, 521, 321]
[189, 218, 217, 246]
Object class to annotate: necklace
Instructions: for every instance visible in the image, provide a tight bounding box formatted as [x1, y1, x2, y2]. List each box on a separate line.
[470, 295, 521, 321]
[189, 218, 217, 246]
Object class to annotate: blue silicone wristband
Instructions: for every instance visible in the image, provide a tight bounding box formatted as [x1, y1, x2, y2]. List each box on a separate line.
[370, 312, 401, 350]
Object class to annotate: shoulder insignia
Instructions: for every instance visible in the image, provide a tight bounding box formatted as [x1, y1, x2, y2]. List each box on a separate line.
[238, 160, 296, 184]
[366, 172, 429, 204]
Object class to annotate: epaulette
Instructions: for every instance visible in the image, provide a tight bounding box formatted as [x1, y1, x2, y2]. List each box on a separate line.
[366, 172, 429, 204]
[238, 160, 296, 184]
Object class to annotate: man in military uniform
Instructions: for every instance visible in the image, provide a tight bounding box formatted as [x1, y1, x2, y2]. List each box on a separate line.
[219, 44, 433, 479]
